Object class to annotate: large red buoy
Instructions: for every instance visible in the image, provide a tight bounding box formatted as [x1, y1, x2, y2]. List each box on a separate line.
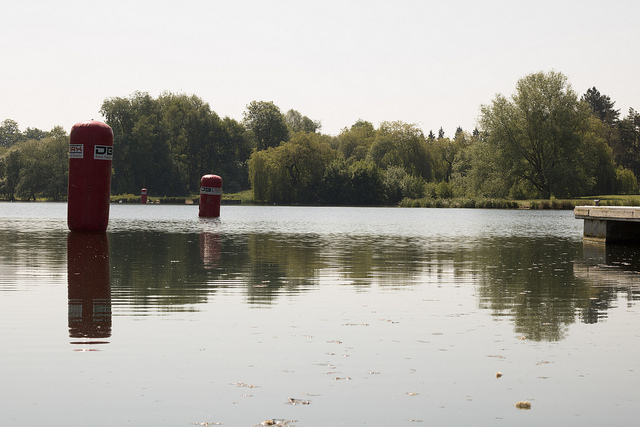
[67, 120, 113, 232]
[199, 174, 222, 217]
[141, 188, 148, 204]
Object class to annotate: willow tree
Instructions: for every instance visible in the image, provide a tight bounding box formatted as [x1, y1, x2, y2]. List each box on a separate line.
[479, 71, 597, 198]
[248, 132, 336, 204]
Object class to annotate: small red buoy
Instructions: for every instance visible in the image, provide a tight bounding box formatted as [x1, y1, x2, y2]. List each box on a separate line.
[141, 188, 148, 204]
[199, 174, 222, 217]
[67, 120, 113, 232]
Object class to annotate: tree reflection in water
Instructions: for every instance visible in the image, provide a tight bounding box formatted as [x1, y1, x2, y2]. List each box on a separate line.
[104, 230, 640, 341]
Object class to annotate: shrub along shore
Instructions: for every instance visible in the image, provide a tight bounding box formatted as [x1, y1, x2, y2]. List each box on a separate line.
[104, 193, 639, 210]
[3, 192, 639, 210]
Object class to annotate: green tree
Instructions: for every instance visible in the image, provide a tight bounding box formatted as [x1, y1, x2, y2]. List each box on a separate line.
[101, 92, 246, 196]
[158, 92, 227, 194]
[0, 119, 23, 148]
[40, 129, 69, 200]
[319, 158, 353, 204]
[479, 71, 596, 198]
[0, 151, 4, 197]
[319, 158, 388, 206]
[382, 166, 425, 204]
[453, 138, 512, 198]
[369, 121, 433, 180]
[1, 126, 70, 201]
[349, 160, 384, 205]
[336, 120, 376, 162]
[219, 117, 252, 192]
[616, 166, 638, 194]
[615, 108, 640, 177]
[0, 148, 21, 200]
[23, 127, 48, 141]
[15, 139, 45, 201]
[581, 87, 619, 124]
[583, 116, 617, 195]
[101, 92, 160, 194]
[285, 109, 321, 133]
[14, 133, 69, 201]
[243, 101, 289, 150]
[430, 131, 471, 182]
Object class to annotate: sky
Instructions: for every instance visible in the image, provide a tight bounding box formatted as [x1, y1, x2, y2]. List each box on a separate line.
[2, 0, 639, 137]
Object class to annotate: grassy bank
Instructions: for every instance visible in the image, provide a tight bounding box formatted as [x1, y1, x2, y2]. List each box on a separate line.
[400, 195, 640, 210]
[109, 189, 254, 205]
[6, 192, 640, 209]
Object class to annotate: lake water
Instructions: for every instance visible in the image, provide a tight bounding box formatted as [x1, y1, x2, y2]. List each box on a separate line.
[1, 203, 639, 426]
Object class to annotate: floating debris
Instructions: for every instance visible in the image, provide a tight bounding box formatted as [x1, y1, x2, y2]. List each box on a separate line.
[255, 419, 297, 427]
[287, 397, 311, 405]
[231, 382, 258, 388]
[190, 423, 222, 426]
[496, 372, 503, 378]
[406, 392, 419, 396]
[515, 401, 532, 410]
[334, 376, 352, 381]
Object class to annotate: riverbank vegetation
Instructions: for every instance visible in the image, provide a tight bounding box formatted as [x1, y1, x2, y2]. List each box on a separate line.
[1, 71, 639, 207]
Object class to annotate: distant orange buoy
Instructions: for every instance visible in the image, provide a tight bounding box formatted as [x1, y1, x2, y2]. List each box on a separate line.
[199, 174, 222, 217]
[67, 120, 113, 232]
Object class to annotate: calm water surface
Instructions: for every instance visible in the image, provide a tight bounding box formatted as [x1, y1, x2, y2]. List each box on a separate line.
[1, 203, 639, 426]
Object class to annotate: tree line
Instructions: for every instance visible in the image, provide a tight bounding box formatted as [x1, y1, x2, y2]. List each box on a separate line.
[247, 72, 640, 204]
[0, 125, 68, 201]
[1, 71, 639, 203]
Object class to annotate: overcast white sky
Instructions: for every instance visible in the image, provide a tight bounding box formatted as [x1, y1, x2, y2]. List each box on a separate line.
[2, 0, 638, 137]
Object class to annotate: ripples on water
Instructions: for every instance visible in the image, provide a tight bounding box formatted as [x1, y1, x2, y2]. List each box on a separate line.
[2, 202, 640, 426]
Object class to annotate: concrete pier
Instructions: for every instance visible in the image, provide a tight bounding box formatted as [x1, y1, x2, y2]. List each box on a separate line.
[574, 206, 640, 243]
